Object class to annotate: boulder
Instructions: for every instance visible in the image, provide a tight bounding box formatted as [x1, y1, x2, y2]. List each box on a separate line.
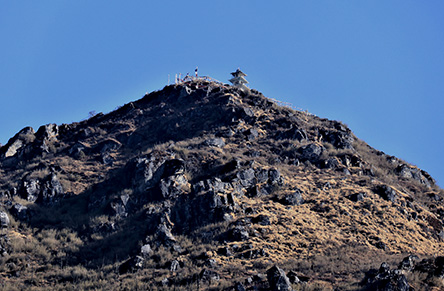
[21, 178, 40, 202]
[244, 128, 259, 141]
[10, 204, 29, 221]
[398, 255, 419, 271]
[35, 124, 58, 153]
[205, 138, 225, 148]
[40, 174, 64, 203]
[229, 226, 249, 241]
[280, 189, 304, 206]
[199, 268, 220, 282]
[266, 265, 293, 291]
[268, 168, 281, 185]
[236, 168, 256, 188]
[0, 234, 11, 256]
[158, 174, 189, 199]
[140, 244, 153, 257]
[363, 262, 412, 291]
[375, 185, 397, 203]
[326, 131, 354, 149]
[156, 224, 176, 247]
[283, 128, 308, 142]
[287, 271, 300, 284]
[348, 192, 365, 202]
[0, 127, 35, 158]
[324, 157, 340, 169]
[299, 143, 323, 162]
[0, 211, 10, 227]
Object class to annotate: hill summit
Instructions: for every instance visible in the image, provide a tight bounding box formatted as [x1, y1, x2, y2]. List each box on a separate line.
[0, 76, 443, 290]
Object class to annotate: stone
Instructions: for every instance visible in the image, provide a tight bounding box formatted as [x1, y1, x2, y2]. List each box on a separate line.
[158, 174, 189, 199]
[0, 234, 11, 256]
[256, 169, 269, 183]
[205, 138, 225, 148]
[200, 268, 220, 282]
[287, 271, 300, 284]
[268, 168, 280, 185]
[244, 128, 259, 141]
[0, 127, 35, 158]
[299, 143, 323, 162]
[109, 199, 127, 218]
[375, 185, 397, 203]
[156, 224, 176, 246]
[0, 211, 10, 227]
[266, 265, 293, 291]
[21, 178, 40, 202]
[398, 255, 419, 271]
[236, 168, 256, 188]
[229, 226, 249, 241]
[170, 260, 180, 272]
[10, 204, 29, 221]
[324, 157, 340, 169]
[40, 174, 64, 203]
[327, 131, 354, 149]
[36, 124, 58, 153]
[141, 244, 153, 257]
[348, 192, 365, 202]
[280, 189, 304, 206]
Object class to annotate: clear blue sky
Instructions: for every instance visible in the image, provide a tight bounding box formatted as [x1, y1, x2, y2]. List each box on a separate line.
[1, 1, 443, 187]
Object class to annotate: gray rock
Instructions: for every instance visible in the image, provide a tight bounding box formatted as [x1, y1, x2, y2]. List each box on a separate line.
[268, 168, 281, 184]
[205, 138, 225, 148]
[0, 127, 35, 158]
[244, 128, 259, 141]
[10, 204, 29, 220]
[0, 211, 10, 227]
[376, 185, 397, 203]
[266, 265, 293, 291]
[40, 174, 64, 203]
[300, 143, 323, 162]
[36, 124, 58, 153]
[21, 178, 40, 202]
[287, 271, 300, 284]
[159, 174, 189, 199]
[170, 260, 180, 272]
[348, 192, 365, 202]
[398, 255, 419, 271]
[140, 244, 153, 257]
[156, 224, 176, 246]
[280, 189, 304, 206]
[236, 168, 256, 187]
[200, 268, 220, 282]
[324, 157, 340, 169]
[327, 131, 354, 149]
[230, 226, 249, 241]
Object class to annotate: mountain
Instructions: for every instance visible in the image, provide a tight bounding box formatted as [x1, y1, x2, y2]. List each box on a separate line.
[0, 76, 443, 290]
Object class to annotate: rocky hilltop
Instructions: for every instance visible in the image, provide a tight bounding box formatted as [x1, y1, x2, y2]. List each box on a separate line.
[0, 78, 443, 290]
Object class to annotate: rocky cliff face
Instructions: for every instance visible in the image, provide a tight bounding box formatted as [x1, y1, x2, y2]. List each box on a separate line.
[0, 79, 443, 290]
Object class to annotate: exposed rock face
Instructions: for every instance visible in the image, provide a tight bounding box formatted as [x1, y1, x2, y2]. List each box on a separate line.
[266, 265, 293, 291]
[375, 185, 397, 203]
[20, 173, 64, 204]
[299, 143, 323, 162]
[0, 127, 35, 158]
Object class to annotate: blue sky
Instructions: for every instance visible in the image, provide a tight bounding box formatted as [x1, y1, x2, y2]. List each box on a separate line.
[1, 1, 443, 186]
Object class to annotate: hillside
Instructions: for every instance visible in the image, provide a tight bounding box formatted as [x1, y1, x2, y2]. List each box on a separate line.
[0, 77, 443, 290]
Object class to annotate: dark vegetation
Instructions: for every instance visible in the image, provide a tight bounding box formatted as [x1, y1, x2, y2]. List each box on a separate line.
[0, 80, 443, 290]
